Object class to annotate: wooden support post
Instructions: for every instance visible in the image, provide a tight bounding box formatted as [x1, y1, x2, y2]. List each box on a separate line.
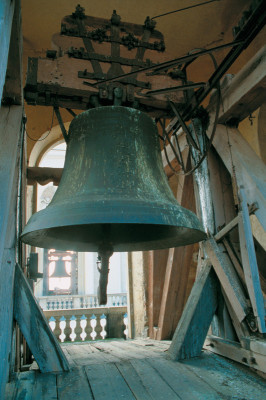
[13, 264, 69, 373]
[238, 188, 266, 333]
[148, 249, 168, 339]
[0, 105, 23, 399]
[0, 0, 15, 102]
[156, 166, 198, 340]
[168, 263, 218, 360]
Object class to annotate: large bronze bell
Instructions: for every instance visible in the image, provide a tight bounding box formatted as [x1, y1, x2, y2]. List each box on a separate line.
[22, 106, 206, 303]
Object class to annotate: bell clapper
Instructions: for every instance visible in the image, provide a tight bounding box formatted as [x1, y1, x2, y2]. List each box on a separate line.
[97, 245, 113, 305]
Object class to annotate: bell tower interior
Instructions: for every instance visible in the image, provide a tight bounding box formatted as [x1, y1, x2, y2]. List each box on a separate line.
[1, 0, 266, 398]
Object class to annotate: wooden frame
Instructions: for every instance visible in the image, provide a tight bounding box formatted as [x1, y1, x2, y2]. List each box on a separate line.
[169, 46, 266, 369]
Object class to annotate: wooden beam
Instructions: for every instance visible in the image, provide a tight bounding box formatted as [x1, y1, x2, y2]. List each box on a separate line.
[0, 0, 15, 102]
[250, 214, 266, 252]
[221, 288, 250, 342]
[238, 188, 266, 333]
[214, 203, 258, 242]
[214, 46, 266, 124]
[168, 263, 218, 360]
[13, 264, 69, 373]
[207, 124, 266, 231]
[27, 166, 63, 186]
[156, 167, 198, 340]
[222, 238, 246, 288]
[163, 47, 266, 178]
[2, 0, 23, 105]
[258, 102, 266, 163]
[0, 105, 22, 399]
[204, 335, 266, 374]
[148, 248, 168, 339]
[204, 238, 249, 323]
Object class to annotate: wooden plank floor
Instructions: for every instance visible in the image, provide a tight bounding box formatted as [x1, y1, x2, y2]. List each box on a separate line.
[5, 339, 266, 399]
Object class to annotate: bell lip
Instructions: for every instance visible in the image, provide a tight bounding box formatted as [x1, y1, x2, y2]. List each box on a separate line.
[21, 224, 206, 252]
[21, 201, 205, 236]
[21, 201, 207, 251]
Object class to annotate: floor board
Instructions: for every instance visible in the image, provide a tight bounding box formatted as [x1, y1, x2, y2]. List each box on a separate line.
[5, 339, 266, 400]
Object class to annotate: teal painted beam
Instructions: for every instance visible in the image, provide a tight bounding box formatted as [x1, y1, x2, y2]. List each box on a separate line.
[13, 264, 70, 373]
[239, 187, 266, 333]
[168, 263, 218, 360]
[0, 105, 22, 400]
[0, 0, 15, 102]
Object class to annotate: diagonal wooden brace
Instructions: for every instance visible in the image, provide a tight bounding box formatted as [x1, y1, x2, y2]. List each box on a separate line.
[204, 238, 249, 324]
[168, 262, 218, 360]
[13, 264, 69, 373]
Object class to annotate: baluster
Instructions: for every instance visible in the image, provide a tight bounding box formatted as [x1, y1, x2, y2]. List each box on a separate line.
[90, 314, 97, 340]
[70, 299, 73, 309]
[123, 313, 128, 339]
[80, 314, 87, 341]
[59, 316, 66, 342]
[47, 301, 50, 310]
[56, 301, 59, 309]
[100, 314, 107, 340]
[48, 316, 56, 332]
[95, 296, 99, 307]
[51, 301, 55, 310]
[69, 315, 77, 342]
[116, 296, 120, 306]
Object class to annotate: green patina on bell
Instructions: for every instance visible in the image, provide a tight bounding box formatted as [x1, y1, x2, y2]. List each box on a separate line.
[21, 106, 206, 253]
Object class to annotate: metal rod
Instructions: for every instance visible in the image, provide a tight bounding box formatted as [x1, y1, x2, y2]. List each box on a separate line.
[159, 118, 182, 167]
[169, 101, 200, 150]
[151, 0, 219, 20]
[194, 2, 266, 108]
[89, 40, 244, 86]
[146, 82, 206, 95]
[54, 107, 69, 143]
[66, 108, 77, 117]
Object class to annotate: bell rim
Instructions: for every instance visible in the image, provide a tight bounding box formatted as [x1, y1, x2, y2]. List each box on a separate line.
[21, 201, 206, 251]
[22, 200, 205, 234]
[21, 223, 206, 252]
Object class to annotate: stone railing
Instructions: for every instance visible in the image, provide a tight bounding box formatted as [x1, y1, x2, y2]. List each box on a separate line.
[44, 306, 128, 343]
[38, 293, 127, 311]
